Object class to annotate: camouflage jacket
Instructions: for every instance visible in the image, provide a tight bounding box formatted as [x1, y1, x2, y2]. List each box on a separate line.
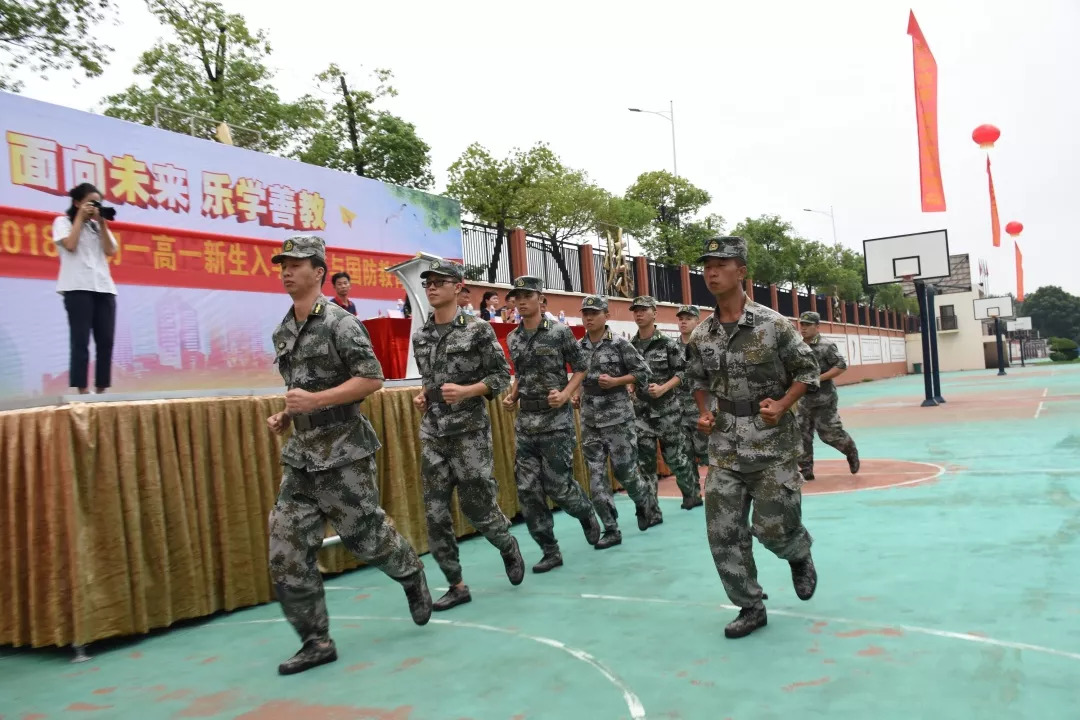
[578, 327, 649, 429]
[805, 335, 846, 396]
[273, 296, 384, 472]
[508, 319, 585, 434]
[413, 308, 511, 439]
[631, 329, 685, 420]
[676, 338, 712, 426]
[685, 299, 820, 471]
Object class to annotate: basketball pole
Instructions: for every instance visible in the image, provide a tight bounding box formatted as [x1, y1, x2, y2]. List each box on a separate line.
[924, 283, 946, 403]
[994, 317, 1007, 375]
[914, 281, 937, 406]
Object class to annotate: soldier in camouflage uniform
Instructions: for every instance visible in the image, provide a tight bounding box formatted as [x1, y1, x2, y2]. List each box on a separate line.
[630, 296, 702, 511]
[266, 235, 432, 675]
[796, 311, 860, 480]
[677, 305, 710, 468]
[503, 276, 602, 573]
[411, 260, 525, 612]
[685, 236, 821, 639]
[573, 295, 661, 548]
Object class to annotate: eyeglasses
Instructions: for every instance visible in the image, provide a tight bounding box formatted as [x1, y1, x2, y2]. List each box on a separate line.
[421, 279, 455, 288]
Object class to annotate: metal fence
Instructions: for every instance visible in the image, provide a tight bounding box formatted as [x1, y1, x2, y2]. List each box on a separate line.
[688, 269, 714, 306]
[525, 235, 582, 293]
[647, 260, 683, 304]
[461, 221, 513, 285]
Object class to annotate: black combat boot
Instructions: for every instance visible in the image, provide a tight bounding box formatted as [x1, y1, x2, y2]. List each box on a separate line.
[649, 507, 664, 527]
[402, 570, 433, 625]
[847, 449, 860, 474]
[502, 536, 525, 586]
[594, 528, 622, 550]
[790, 554, 818, 601]
[636, 505, 650, 531]
[580, 514, 601, 545]
[724, 606, 767, 639]
[800, 466, 815, 481]
[278, 638, 338, 675]
[433, 585, 471, 612]
[681, 494, 703, 510]
[532, 550, 563, 573]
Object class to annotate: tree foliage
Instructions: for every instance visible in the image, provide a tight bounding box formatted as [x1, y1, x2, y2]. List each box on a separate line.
[0, 0, 115, 91]
[1019, 286, 1080, 343]
[293, 65, 434, 189]
[623, 170, 714, 265]
[101, 0, 323, 154]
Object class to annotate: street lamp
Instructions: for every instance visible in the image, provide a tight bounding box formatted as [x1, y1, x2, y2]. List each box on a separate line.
[629, 101, 677, 178]
[803, 206, 838, 245]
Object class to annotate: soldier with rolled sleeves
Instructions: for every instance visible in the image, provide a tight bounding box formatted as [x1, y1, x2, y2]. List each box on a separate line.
[796, 311, 860, 480]
[684, 236, 820, 639]
[630, 296, 702, 511]
[266, 235, 432, 675]
[503, 275, 602, 573]
[411, 259, 525, 612]
[677, 304, 710, 468]
[573, 294, 661, 548]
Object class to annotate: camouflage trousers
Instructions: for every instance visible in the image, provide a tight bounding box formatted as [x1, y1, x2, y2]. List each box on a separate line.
[582, 421, 658, 531]
[704, 462, 813, 609]
[683, 423, 709, 467]
[797, 392, 857, 475]
[515, 428, 596, 554]
[636, 413, 699, 502]
[269, 455, 423, 644]
[421, 428, 515, 585]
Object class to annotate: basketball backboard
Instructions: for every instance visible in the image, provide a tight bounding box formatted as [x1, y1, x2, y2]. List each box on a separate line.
[973, 296, 1015, 320]
[1007, 317, 1032, 331]
[863, 230, 950, 286]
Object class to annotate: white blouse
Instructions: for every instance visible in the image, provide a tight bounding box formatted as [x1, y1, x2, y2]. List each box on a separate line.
[52, 215, 118, 295]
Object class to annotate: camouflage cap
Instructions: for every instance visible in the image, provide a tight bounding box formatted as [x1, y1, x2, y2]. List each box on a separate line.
[272, 235, 325, 264]
[420, 259, 465, 281]
[581, 294, 609, 311]
[676, 304, 700, 318]
[799, 311, 821, 324]
[507, 275, 543, 297]
[629, 295, 657, 310]
[697, 235, 747, 264]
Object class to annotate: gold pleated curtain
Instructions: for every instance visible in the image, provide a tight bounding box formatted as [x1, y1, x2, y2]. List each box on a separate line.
[0, 388, 605, 649]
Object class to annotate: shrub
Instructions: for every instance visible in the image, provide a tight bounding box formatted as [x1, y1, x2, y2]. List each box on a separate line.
[1050, 351, 1075, 362]
[1049, 337, 1078, 352]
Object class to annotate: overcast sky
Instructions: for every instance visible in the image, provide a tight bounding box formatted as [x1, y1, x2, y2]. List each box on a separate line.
[15, 0, 1080, 296]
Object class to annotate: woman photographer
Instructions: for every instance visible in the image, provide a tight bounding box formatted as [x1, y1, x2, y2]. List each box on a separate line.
[52, 183, 118, 394]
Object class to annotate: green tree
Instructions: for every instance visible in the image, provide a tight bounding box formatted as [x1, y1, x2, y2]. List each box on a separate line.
[294, 65, 434, 189]
[594, 195, 654, 240]
[0, 0, 115, 91]
[624, 170, 712, 264]
[519, 166, 608, 291]
[387, 185, 458, 235]
[734, 214, 801, 287]
[446, 142, 560, 283]
[1019, 285, 1080, 343]
[101, 0, 321, 154]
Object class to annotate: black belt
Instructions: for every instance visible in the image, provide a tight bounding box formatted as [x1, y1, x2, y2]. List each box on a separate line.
[582, 384, 623, 396]
[519, 396, 552, 412]
[424, 386, 445, 404]
[714, 396, 781, 417]
[293, 403, 361, 431]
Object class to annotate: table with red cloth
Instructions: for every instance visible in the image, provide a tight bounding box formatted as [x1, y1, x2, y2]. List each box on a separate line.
[362, 317, 585, 379]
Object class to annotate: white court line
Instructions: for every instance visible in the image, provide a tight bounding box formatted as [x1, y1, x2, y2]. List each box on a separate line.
[1043, 387, 1049, 398]
[219, 615, 646, 719]
[578, 593, 1080, 663]
[806, 463, 944, 496]
[1035, 402, 1045, 419]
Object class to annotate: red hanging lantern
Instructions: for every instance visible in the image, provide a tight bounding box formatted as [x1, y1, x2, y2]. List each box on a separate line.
[972, 124, 1001, 149]
[1005, 221, 1023, 237]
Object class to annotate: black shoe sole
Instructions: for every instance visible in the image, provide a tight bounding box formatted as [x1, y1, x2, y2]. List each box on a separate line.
[278, 650, 338, 675]
[532, 560, 563, 574]
[433, 594, 472, 612]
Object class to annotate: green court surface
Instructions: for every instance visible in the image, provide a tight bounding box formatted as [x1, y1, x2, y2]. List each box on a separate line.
[3, 364, 1080, 719]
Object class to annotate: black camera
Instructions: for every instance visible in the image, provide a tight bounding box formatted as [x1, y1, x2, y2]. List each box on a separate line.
[90, 200, 117, 221]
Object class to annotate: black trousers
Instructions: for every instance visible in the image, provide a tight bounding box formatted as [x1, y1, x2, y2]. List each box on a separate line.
[63, 291, 116, 390]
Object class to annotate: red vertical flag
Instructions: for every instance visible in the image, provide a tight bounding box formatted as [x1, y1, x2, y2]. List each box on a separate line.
[987, 156, 1001, 247]
[1014, 241, 1024, 301]
[908, 11, 946, 212]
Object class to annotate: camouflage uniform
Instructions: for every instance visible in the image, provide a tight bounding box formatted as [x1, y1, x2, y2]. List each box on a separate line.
[795, 312, 858, 479]
[630, 296, 700, 507]
[267, 236, 427, 653]
[507, 276, 599, 560]
[685, 237, 820, 628]
[577, 295, 659, 532]
[413, 260, 517, 586]
[677, 305, 710, 467]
